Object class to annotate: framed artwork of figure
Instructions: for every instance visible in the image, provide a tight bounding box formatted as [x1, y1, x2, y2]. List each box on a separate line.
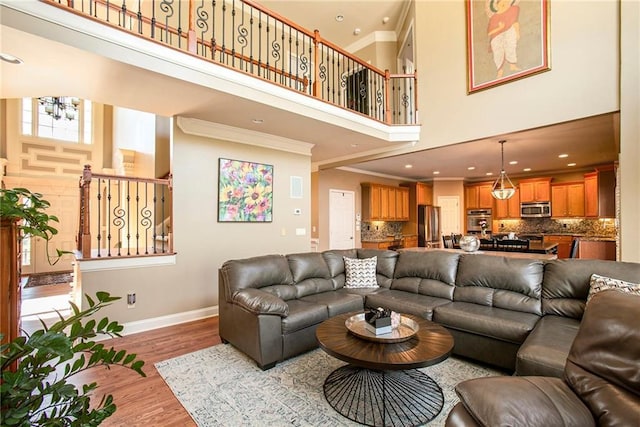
[466, 0, 550, 93]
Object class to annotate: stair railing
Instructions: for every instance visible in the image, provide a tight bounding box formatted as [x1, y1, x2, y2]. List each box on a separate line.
[78, 165, 173, 259]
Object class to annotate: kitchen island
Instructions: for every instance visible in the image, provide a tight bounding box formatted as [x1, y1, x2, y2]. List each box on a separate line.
[400, 247, 557, 260]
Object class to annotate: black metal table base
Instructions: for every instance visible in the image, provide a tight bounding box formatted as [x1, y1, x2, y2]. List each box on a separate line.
[323, 365, 444, 427]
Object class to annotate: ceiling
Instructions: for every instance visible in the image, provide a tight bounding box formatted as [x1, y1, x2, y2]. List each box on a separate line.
[0, 1, 619, 182]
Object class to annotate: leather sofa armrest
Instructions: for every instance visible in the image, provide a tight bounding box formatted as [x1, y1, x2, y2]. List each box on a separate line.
[445, 402, 480, 427]
[454, 376, 595, 427]
[232, 289, 289, 317]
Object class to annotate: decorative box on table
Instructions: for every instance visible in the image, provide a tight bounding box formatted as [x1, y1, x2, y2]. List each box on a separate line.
[364, 307, 392, 335]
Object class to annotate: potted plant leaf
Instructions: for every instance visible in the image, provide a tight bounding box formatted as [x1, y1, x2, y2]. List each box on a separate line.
[0, 187, 69, 265]
[1, 292, 146, 425]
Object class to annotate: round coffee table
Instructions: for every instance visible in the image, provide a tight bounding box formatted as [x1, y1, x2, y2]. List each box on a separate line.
[316, 312, 454, 427]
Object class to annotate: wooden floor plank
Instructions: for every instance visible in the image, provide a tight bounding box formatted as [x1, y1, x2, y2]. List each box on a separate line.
[69, 317, 221, 426]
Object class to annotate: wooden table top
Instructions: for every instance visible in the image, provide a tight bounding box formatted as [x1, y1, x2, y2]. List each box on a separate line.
[316, 312, 454, 371]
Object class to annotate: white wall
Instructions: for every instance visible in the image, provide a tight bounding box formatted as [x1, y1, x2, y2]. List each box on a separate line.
[80, 119, 312, 323]
[413, 0, 618, 150]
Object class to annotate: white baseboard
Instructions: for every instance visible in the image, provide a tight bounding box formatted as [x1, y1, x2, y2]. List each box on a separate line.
[121, 306, 218, 336]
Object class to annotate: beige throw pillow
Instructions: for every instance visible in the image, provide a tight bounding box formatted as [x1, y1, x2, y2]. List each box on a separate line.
[587, 273, 640, 304]
[344, 256, 378, 289]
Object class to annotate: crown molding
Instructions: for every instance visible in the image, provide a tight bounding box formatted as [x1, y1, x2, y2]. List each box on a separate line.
[344, 31, 397, 54]
[176, 117, 314, 157]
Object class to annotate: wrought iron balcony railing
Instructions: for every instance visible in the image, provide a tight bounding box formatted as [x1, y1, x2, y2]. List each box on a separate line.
[78, 165, 173, 259]
[42, 0, 418, 125]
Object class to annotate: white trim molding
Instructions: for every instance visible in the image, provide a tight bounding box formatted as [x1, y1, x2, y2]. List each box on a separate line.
[121, 306, 218, 336]
[177, 117, 314, 157]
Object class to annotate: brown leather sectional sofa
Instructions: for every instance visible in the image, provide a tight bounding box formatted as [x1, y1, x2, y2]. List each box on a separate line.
[218, 248, 640, 374]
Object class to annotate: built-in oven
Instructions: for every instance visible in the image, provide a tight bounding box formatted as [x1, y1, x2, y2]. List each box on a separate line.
[466, 208, 493, 233]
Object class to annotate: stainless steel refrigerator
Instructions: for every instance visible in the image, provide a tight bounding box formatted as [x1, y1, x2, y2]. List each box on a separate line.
[418, 205, 442, 247]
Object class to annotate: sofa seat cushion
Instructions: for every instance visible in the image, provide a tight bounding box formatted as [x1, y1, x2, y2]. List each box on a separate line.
[454, 376, 595, 427]
[516, 315, 580, 377]
[365, 289, 451, 321]
[281, 300, 328, 334]
[434, 302, 539, 344]
[299, 290, 364, 317]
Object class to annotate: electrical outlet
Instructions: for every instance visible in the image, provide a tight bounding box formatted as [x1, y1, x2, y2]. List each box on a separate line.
[127, 293, 136, 308]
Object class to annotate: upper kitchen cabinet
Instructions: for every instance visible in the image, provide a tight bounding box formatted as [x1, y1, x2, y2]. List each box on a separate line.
[519, 178, 552, 202]
[361, 183, 409, 221]
[465, 182, 494, 209]
[584, 166, 616, 218]
[401, 182, 433, 236]
[552, 182, 585, 217]
[494, 187, 520, 219]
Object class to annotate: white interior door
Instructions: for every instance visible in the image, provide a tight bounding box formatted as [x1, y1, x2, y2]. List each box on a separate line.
[329, 189, 355, 249]
[437, 196, 461, 236]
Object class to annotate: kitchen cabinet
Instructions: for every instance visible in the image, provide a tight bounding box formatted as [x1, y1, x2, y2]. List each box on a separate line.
[519, 178, 552, 202]
[551, 183, 585, 217]
[465, 182, 494, 209]
[396, 187, 409, 221]
[403, 235, 418, 248]
[361, 241, 393, 250]
[578, 240, 616, 260]
[584, 167, 615, 218]
[544, 235, 574, 259]
[361, 183, 409, 222]
[400, 182, 433, 237]
[494, 188, 520, 219]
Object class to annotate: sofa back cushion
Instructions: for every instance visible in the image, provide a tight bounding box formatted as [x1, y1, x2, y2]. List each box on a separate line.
[287, 252, 333, 297]
[220, 254, 296, 301]
[391, 251, 460, 300]
[455, 254, 544, 315]
[357, 249, 398, 288]
[565, 290, 640, 425]
[322, 249, 358, 289]
[542, 259, 640, 318]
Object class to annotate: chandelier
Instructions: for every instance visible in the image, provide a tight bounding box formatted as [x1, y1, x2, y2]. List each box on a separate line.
[491, 140, 516, 200]
[38, 97, 80, 121]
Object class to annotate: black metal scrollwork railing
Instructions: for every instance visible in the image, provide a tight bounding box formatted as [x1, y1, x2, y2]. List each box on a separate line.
[78, 165, 173, 259]
[42, 0, 418, 125]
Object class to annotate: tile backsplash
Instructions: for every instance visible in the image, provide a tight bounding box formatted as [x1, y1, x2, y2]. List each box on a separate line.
[493, 218, 617, 238]
[361, 221, 404, 240]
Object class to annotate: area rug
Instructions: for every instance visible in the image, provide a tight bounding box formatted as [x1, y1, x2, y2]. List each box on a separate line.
[24, 271, 73, 288]
[155, 344, 505, 426]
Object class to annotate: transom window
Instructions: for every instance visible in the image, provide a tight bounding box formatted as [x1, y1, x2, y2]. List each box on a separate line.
[21, 97, 92, 144]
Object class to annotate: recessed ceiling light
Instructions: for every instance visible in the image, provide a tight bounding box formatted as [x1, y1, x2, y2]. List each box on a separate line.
[353, 28, 361, 35]
[567, 163, 577, 167]
[433, 171, 440, 175]
[404, 164, 413, 169]
[0, 53, 23, 64]
[382, 16, 390, 24]
[252, 118, 263, 124]
[467, 166, 476, 170]
[350, 143, 358, 148]
[509, 160, 518, 165]
[486, 172, 493, 176]
[523, 168, 532, 172]
[558, 154, 569, 158]
[335, 14, 344, 22]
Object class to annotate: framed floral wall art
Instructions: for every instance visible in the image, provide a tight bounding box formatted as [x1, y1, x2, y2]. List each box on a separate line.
[466, 0, 550, 93]
[218, 158, 273, 222]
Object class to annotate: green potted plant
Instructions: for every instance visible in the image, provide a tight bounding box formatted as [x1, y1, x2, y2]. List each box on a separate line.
[1, 292, 146, 425]
[0, 187, 68, 264]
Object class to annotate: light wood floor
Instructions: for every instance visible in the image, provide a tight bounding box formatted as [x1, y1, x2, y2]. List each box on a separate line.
[72, 317, 221, 426]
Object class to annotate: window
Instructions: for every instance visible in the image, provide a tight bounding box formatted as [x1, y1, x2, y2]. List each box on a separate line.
[21, 97, 92, 144]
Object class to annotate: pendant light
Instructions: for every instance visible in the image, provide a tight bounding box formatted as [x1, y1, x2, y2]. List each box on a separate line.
[491, 140, 516, 200]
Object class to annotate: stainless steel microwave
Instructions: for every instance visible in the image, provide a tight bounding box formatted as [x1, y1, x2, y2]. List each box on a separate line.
[521, 202, 551, 218]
